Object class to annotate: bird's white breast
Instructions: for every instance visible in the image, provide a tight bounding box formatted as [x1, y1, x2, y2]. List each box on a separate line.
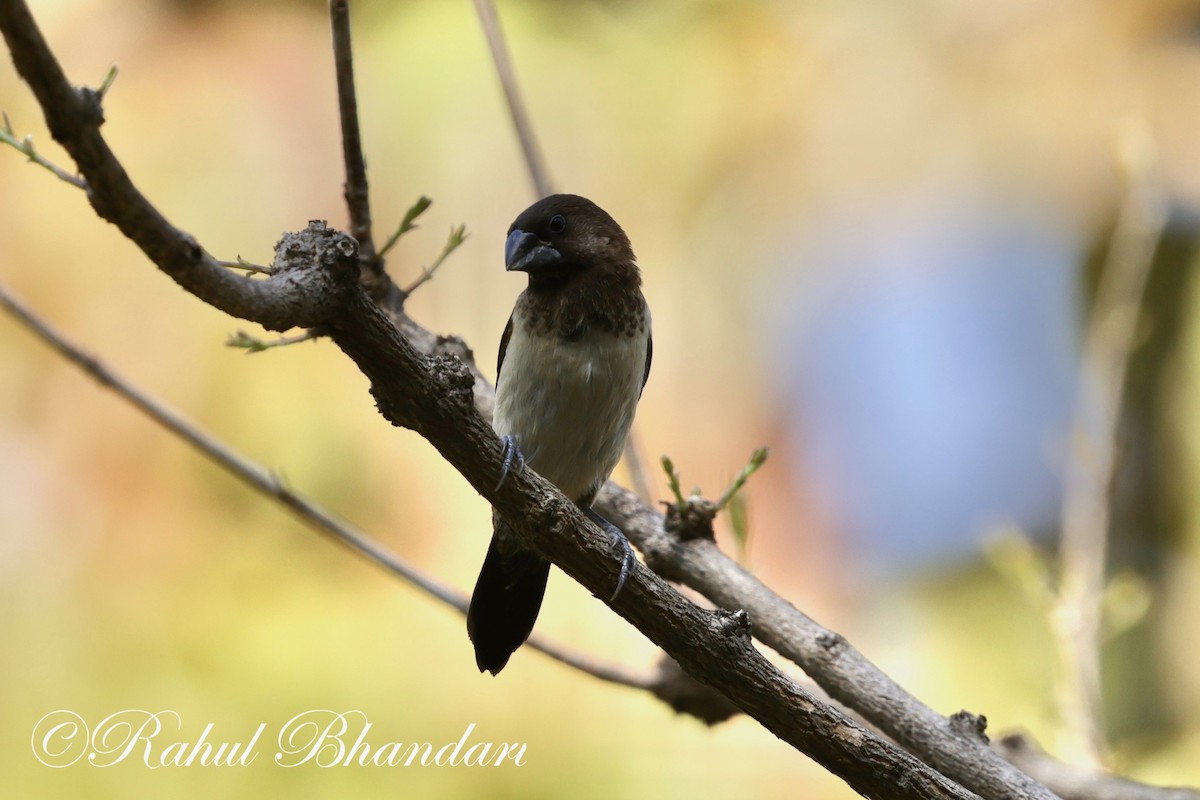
[493, 315, 649, 504]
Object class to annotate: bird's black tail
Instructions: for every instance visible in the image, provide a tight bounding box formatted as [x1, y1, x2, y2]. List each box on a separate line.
[467, 520, 550, 675]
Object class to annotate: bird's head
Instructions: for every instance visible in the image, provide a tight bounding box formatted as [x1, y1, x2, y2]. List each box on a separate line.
[504, 194, 636, 286]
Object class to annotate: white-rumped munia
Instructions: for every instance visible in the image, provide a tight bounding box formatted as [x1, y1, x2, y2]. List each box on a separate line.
[467, 194, 652, 675]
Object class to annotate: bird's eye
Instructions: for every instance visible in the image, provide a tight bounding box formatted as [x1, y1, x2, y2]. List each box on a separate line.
[548, 214, 567, 234]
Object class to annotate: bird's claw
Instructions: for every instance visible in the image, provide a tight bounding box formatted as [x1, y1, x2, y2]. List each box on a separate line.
[585, 508, 638, 601]
[495, 434, 525, 491]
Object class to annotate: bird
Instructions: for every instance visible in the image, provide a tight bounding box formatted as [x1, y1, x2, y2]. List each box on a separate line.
[467, 194, 652, 675]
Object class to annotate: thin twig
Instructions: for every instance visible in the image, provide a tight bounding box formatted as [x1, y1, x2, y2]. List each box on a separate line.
[0, 278, 657, 689]
[226, 328, 318, 352]
[528, 636, 658, 690]
[216, 257, 272, 275]
[660, 454, 686, 507]
[95, 63, 118, 99]
[1053, 117, 1168, 767]
[471, 0, 553, 198]
[716, 447, 769, 510]
[378, 195, 432, 259]
[401, 224, 468, 295]
[1, 111, 86, 188]
[329, 0, 378, 270]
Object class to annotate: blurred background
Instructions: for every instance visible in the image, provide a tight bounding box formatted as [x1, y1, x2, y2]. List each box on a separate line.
[3, 0, 1200, 796]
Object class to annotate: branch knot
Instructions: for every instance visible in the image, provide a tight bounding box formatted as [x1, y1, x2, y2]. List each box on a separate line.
[817, 630, 846, 654]
[75, 86, 105, 126]
[949, 710, 990, 744]
[711, 608, 751, 640]
[430, 353, 475, 410]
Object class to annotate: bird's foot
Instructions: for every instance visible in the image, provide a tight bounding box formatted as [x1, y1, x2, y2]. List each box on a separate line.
[585, 508, 638, 601]
[495, 435, 525, 490]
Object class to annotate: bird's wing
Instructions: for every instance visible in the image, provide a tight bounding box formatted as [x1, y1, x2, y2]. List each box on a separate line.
[496, 313, 515, 388]
[640, 332, 652, 398]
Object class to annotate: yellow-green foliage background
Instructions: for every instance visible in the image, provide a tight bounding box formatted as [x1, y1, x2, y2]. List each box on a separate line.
[2, 1, 1199, 797]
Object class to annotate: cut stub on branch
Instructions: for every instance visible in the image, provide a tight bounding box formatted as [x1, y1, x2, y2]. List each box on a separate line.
[664, 495, 719, 541]
[256, 220, 360, 333]
[272, 220, 359, 285]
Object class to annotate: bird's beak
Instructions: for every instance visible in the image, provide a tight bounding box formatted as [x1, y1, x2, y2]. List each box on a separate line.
[505, 229, 561, 273]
